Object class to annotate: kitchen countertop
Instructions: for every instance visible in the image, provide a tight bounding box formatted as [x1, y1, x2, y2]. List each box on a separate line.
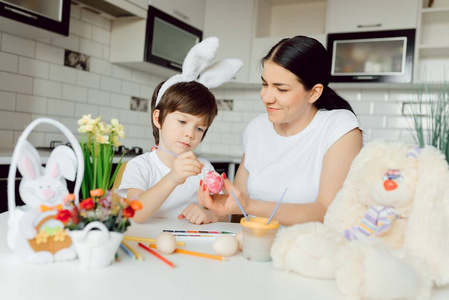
[0, 148, 242, 165]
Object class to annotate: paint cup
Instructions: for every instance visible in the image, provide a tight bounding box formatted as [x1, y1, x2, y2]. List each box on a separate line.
[240, 216, 279, 262]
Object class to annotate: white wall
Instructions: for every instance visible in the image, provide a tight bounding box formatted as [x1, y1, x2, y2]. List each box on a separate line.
[0, 4, 420, 158]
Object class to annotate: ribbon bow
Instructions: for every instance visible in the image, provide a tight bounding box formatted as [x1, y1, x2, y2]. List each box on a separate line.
[40, 204, 63, 212]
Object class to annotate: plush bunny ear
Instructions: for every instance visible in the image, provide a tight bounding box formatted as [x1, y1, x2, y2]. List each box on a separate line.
[46, 145, 77, 181]
[197, 58, 243, 89]
[17, 140, 42, 180]
[182, 36, 219, 78]
[403, 145, 449, 286]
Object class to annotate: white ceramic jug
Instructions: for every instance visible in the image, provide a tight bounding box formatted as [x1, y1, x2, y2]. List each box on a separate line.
[69, 222, 123, 268]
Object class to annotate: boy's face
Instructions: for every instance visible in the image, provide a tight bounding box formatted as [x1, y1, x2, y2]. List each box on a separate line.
[153, 110, 208, 154]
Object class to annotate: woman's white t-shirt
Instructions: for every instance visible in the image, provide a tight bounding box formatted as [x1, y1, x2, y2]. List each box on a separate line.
[243, 109, 362, 204]
[117, 151, 214, 219]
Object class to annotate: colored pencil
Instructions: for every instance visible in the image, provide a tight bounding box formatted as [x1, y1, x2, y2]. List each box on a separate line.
[138, 242, 176, 268]
[122, 240, 144, 261]
[124, 235, 185, 246]
[120, 243, 136, 260]
[148, 244, 226, 261]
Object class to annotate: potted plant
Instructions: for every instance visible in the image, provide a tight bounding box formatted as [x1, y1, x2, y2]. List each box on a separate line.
[407, 82, 449, 163]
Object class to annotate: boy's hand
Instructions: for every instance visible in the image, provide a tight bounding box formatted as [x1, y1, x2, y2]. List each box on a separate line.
[168, 151, 203, 185]
[178, 203, 218, 225]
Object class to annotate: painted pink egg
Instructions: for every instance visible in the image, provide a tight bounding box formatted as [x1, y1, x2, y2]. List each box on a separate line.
[205, 171, 223, 194]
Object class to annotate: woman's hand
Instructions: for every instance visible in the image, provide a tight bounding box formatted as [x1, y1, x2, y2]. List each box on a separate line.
[167, 151, 203, 185]
[178, 203, 218, 225]
[198, 175, 249, 216]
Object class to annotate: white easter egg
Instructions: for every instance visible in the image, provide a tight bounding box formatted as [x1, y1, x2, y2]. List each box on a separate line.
[156, 232, 177, 254]
[213, 235, 238, 257]
[235, 231, 243, 251]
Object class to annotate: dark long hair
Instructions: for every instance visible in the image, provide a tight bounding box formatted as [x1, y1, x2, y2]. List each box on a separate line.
[262, 36, 355, 114]
[151, 81, 217, 144]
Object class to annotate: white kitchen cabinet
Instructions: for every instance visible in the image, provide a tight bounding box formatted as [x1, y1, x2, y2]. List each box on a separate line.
[326, 0, 419, 33]
[414, 0, 449, 82]
[149, 0, 206, 30]
[75, 0, 147, 19]
[203, 0, 255, 84]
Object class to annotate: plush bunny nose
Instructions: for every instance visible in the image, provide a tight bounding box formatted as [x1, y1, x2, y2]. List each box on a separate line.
[42, 189, 55, 199]
[384, 179, 398, 191]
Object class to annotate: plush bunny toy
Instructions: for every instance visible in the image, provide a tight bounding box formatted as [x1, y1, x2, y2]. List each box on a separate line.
[7, 118, 83, 264]
[271, 140, 449, 299]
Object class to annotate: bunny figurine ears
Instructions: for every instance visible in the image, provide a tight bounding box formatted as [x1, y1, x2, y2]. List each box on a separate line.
[155, 36, 243, 106]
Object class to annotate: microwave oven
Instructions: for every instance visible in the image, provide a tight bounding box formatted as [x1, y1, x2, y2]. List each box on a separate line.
[327, 29, 415, 83]
[145, 5, 202, 72]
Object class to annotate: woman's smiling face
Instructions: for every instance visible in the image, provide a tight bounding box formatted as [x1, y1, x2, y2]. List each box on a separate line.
[260, 60, 316, 129]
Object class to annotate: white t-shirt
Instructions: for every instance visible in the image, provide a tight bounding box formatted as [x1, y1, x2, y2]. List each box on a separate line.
[117, 151, 214, 219]
[243, 109, 362, 204]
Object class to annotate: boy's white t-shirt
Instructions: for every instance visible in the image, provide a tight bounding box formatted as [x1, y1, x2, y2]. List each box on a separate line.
[117, 151, 214, 219]
[243, 109, 362, 204]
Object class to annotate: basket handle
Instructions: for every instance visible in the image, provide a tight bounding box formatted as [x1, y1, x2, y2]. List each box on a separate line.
[80, 221, 110, 242]
[8, 118, 84, 226]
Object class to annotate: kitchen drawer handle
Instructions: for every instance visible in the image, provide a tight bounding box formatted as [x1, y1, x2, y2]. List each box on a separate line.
[173, 10, 189, 21]
[5, 6, 37, 19]
[357, 23, 382, 28]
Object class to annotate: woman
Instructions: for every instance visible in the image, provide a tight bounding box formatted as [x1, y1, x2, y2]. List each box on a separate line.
[198, 36, 363, 226]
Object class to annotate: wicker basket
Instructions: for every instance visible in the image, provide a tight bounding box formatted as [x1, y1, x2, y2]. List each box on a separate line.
[28, 215, 72, 254]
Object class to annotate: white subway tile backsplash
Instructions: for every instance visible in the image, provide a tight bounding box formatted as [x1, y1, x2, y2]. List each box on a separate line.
[75, 103, 99, 118]
[231, 122, 247, 134]
[400, 131, 418, 145]
[385, 116, 414, 130]
[233, 100, 254, 111]
[0, 130, 13, 147]
[221, 133, 241, 145]
[138, 112, 151, 125]
[16, 94, 47, 114]
[19, 57, 49, 79]
[361, 90, 388, 102]
[33, 79, 62, 98]
[112, 65, 132, 81]
[132, 70, 151, 85]
[370, 129, 401, 142]
[70, 18, 92, 39]
[128, 124, 146, 138]
[103, 45, 110, 60]
[140, 85, 154, 100]
[60, 116, 80, 133]
[47, 99, 75, 117]
[372, 102, 402, 115]
[122, 81, 140, 96]
[0, 91, 15, 111]
[351, 102, 372, 115]
[0, 52, 18, 72]
[62, 84, 88, 102]
[1, 33, 35, 58]
[70, 4, 81, 19]
[51, 35, 79, 52]
[77, 71, 101, 88]
[335, 89, 361, 102]
[88, 89, 110, 106]
[79, 39, 103, 58]
[92, 27, 110, 45]
[110, 93, 130, 109]
[98, 107, 120, 121]
[120, 110, 140, 124]
[221, 111, 242, 122]
[209, 121, 232, 133]
[0, 111, 30, 130]
[50, 64, 77, 84]
[90, 57, 112, 76]
[81, 9, 104, 28]
[0, 72, 32, 94]
[230, 145, 243, 157]
[36, 43, 64, 65]
[101, 76, 121, 93]
[358, 115, 385, 128]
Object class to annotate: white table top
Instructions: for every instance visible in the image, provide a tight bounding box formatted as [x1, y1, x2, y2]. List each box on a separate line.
[1, 212, 449, 300]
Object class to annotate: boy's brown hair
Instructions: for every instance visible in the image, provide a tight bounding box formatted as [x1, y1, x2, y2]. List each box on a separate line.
[151, 81, 218, 145]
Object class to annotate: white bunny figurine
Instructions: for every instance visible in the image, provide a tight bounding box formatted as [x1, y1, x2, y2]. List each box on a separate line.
[7, 118, 83, 264]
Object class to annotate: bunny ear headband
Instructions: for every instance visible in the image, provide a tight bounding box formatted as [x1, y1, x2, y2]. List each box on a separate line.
[155, 36, 243, 106]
